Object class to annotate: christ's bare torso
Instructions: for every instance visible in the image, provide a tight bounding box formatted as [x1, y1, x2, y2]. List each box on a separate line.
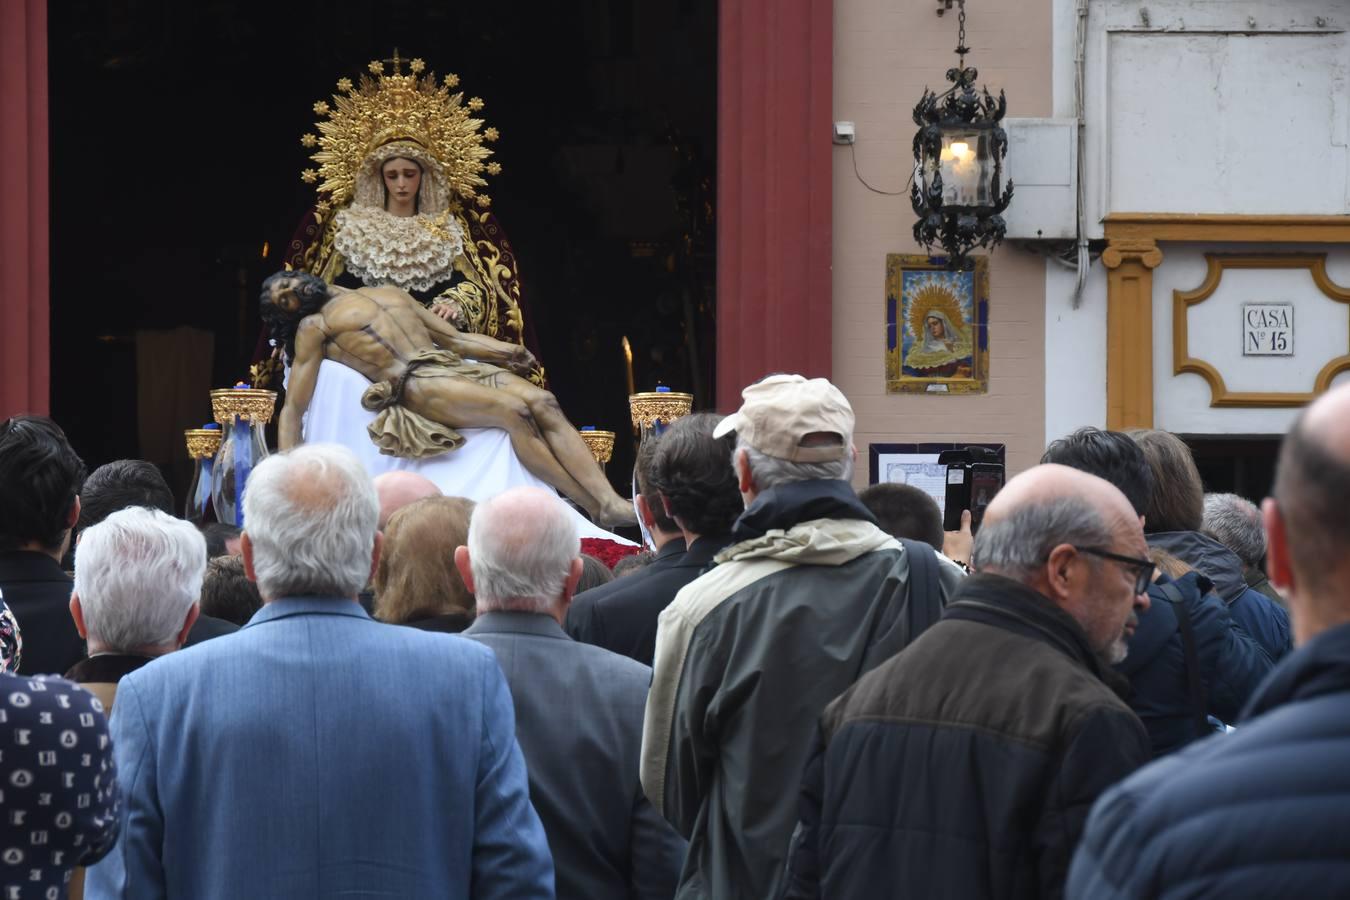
[300, 286, 439, 383]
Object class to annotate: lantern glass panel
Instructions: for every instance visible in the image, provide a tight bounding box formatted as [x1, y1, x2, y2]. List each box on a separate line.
[938, 130, 985, 207]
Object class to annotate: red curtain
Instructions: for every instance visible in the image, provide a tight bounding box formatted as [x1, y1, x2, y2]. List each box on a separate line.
[716, 0, 833, 408]
[0, 0, 49, 418]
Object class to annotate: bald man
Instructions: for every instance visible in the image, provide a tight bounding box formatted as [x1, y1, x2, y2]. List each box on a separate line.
[1069, 384, 1350, 898]
[782, 464, 1152, 900]
[373, 471, 442, 531]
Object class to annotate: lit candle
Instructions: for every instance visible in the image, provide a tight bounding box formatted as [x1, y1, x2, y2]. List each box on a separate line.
[622, 336, 636, 396]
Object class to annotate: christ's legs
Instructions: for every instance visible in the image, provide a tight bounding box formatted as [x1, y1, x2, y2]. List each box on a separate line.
[504, 383, 638, 527]
[402, 377, 631, 525]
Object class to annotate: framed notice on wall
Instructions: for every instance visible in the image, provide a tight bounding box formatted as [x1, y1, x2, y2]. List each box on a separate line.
[885, 254, 990, 395]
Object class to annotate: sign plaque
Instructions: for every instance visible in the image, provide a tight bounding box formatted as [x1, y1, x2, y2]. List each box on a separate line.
[1242, 303, 1294, 356]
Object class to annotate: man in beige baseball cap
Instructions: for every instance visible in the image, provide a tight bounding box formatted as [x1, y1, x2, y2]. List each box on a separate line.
[641, 373, 963, 900]
[711, 373, 856, 465]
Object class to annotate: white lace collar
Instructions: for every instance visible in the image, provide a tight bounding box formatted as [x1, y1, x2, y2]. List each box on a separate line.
[333, 205, 465, 293]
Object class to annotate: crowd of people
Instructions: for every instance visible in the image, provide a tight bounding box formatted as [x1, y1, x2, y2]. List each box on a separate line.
[1, 370, 1345, 899]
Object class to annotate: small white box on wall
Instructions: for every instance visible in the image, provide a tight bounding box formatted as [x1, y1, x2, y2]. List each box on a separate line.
[1002, 118, 1077, 241]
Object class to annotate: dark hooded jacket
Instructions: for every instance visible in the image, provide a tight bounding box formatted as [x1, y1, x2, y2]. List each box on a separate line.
[1147, 530, 1292, 661]
[1117, 570, 1273, 756]
[1068, 620, 1350, 899]
[641, 479, 963, 900]
[781, 573, 1151, 900]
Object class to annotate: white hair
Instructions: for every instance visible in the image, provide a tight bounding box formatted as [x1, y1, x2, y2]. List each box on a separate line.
[1202, 492, 1266, 569]
[467, 487, 579, 614]
[735, 438, 853, 490]
[242, 444, 379, 600]
[73, 506, 206, 652]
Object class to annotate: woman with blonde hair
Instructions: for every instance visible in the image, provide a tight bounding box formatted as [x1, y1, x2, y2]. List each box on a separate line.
[374, 495, 476, 632]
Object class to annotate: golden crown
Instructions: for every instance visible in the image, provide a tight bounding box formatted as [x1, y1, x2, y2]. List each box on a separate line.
[300, 52, 501, 215]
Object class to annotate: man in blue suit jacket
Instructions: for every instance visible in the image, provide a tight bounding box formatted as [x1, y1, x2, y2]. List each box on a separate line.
[459, 486, 686, 899]
[86, 444, 553, 899]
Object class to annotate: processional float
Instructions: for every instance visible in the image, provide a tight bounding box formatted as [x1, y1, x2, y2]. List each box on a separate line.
[181, 53, 694, 530]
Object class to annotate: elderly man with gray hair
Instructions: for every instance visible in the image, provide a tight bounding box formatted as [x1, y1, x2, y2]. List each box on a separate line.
[87, 443, 551, 899]
[459, 486, 686, 900]
[65, 506, 205, 711]
[782, 464, 1152, 900]
[1202, 491, 1283, 607]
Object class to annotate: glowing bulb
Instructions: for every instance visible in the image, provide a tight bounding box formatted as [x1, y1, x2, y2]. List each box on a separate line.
[950, 141, 971, 160]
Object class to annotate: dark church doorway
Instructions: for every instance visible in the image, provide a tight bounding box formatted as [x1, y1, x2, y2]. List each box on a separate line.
[1182, 435, 1282, 505]
[48, 1, 717, 500]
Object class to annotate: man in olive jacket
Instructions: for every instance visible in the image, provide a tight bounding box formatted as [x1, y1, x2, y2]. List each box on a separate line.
[641, 375, 962, 900]
[782, 465, 1152, 899]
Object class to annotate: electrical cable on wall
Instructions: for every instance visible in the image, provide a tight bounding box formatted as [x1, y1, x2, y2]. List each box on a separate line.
[848, 141, 912, 196]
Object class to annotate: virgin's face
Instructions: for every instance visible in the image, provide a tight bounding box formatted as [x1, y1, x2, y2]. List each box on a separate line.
[382, 157, 422, 214]
[926, 316, 946, 339]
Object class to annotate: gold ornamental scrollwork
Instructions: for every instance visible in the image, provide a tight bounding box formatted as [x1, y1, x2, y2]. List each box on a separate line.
[577, 430, 616, 466]
[629, 392, 693, 434]
[184, 429, 223, 460]
[1173, 253, 1350, 408]
[211, 388, 278, 426]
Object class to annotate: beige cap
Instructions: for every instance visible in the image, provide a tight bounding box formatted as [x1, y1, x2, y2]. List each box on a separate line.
[712, 374, 854, 463]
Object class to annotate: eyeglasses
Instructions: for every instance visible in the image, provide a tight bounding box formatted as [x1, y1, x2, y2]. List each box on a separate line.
[1075, 546, 1154, 595]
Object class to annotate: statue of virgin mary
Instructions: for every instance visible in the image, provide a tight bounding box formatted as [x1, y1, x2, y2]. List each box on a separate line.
[285, 55, 539, 381]
[266, 57, 631, 547]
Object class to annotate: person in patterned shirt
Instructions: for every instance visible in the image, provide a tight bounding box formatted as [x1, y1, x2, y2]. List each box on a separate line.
[0, 671, 119, 899]
[0, 594, 20, 673]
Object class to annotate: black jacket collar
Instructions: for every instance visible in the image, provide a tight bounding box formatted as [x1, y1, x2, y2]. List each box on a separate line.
[730, 479, 876, 543]
[679, 534, 733, 570]
[0, 550, 70, 583]
[943, 572, 1128, 696]
[1243, 620, 1350, 721]
[651, 537, 688, 563]
[65, 653, 154, 684]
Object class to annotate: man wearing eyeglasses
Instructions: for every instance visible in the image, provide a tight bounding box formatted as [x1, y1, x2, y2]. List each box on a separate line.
[782, 464, 1152, 900]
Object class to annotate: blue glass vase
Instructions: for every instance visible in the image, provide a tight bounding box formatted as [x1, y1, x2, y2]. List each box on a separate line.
[183, 426, 223, 523]
[208, 388, 276, 527]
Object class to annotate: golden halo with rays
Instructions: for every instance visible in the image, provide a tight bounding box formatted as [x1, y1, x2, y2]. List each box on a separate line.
[301, 54, 499, 214]
[906, 278, 969, 344]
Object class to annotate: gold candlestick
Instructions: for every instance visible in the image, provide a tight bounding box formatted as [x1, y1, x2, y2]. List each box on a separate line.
[629, 391, 693, 435]
[577, 429, 616, 467]
[184, 428, 223, 460]
[210, 387, 278, 425]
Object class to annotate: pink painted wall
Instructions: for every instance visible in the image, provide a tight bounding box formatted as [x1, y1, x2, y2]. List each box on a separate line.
[832, 0, 1052, 480]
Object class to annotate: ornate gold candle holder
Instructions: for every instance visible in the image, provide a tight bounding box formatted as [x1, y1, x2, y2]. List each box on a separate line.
[210, 387, 278, 426]
[629, 390, 693, 435]
[578, 429, 616, 466]
[184, 428, 223, 460]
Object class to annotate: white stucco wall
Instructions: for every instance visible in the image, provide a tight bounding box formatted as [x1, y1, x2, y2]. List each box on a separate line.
[1045, 0, 1349, 444]
[1153, 244, 1350, 434]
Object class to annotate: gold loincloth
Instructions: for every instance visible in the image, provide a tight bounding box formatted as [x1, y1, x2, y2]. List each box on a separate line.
[360, 348, 508, 459]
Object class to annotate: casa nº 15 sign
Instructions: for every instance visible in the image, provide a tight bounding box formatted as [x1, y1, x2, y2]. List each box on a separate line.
[1242, 303, 1294, 356]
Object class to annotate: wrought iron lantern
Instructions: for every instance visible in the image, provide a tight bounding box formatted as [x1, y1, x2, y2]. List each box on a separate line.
[912, 0, 1014, 267]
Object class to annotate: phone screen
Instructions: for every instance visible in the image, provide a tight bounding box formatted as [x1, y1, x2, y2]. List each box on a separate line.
[968, 466, 1004, 531]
